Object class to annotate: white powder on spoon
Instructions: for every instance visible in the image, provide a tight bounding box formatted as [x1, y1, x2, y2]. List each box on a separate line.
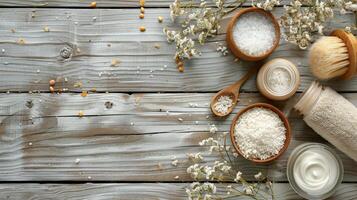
[233, 12, 276, 56]
[234, 107, 286, 160]
[214, 95, 233, 115]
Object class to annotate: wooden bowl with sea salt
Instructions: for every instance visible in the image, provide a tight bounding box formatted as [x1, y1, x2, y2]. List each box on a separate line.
[230, 103, 291, 164]
[226, 7, 280, 61]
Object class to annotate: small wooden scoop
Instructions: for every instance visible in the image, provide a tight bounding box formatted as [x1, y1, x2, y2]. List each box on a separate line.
[210, 66, 259, 117]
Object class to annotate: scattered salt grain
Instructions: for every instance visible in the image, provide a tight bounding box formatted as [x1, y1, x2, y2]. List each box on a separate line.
[178, 118, 183, 122]
[233, 12, 276, 56]
[174, 175, 180, 180]
[75, 158, 80, 164]
[213, 95, 233, 115]
[1, 49, 5, 53]
[28, 142, 33, 146]
[234, 107, 286, 160]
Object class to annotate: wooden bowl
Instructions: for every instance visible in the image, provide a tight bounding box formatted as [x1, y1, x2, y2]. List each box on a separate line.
[229, 103, 291, 163]
[226, 7, 281, 61]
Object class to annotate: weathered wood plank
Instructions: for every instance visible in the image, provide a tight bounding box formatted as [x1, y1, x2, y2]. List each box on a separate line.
[0, 8, 354, 92]
[0, 0, 291, 8]
[0, 183, 356, 200]
[0, 93, 356, 181]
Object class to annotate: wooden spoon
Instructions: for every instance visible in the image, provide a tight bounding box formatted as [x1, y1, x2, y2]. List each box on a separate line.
[210, 66, 259, 117]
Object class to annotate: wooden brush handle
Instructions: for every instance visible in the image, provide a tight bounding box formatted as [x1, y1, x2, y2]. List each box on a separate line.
[331, 29, 357, 79]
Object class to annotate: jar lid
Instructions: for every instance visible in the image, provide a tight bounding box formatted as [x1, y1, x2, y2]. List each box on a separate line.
[257, 58, 300, 101]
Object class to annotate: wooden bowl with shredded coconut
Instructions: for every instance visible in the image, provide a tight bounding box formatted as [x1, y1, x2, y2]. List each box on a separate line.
[226, 7, 280, 61]
[230, 103, 291, 163]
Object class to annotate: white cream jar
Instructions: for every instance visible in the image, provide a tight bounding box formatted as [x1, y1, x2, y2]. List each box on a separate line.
[287, 143, 343, 199]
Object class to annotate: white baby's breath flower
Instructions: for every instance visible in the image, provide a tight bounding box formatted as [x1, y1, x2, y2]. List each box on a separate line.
[171, 159, 179, 166]
[209, 124, 218, 134]
[244, 186, 253, 195]
[281, 0, 352, 49]
[234, 171, 242, 182]
[256, 0, 280, 11]
[254, 172, 263, 180]
[187, 152, 204, 163]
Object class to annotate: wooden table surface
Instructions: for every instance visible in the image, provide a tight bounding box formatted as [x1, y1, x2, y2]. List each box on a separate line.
[0, 1, 356, 199]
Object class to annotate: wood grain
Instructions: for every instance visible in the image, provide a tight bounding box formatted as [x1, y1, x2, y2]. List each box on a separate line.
[0, 183, 355, 200]
[0, 0, 291, 8]
[0, 93, 356, 182]
[0, 8, 354, 92]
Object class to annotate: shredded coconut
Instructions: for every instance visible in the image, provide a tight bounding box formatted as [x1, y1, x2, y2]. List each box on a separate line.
[214, 95, 233, 114]
[234, 107, 286, 160]
[267, 67, 292, 93]
[233, 12, 276, 56]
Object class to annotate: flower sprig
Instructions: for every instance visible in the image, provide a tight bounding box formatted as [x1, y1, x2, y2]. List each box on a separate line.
[164, 0, 245, 71]
[181, 128, 274, 200]
[280, 0, 353, 49]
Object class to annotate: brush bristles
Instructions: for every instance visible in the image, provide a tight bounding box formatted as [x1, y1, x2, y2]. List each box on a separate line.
[309, 36, 349, 80]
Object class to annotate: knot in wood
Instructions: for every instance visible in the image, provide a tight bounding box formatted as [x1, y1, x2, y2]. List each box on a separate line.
[60, 46, 73, 59]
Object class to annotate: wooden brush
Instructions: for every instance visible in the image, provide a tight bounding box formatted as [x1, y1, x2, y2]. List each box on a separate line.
[308, 29, 357, 80]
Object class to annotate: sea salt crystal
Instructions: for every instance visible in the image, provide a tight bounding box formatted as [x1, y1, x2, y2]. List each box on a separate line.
[234, 107, 286, 160]
[233, 12, 276, 56]
[213, 95, 233, 114]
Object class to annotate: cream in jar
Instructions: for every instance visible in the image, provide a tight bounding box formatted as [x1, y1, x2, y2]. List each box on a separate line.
[287, 143, 343, 199]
